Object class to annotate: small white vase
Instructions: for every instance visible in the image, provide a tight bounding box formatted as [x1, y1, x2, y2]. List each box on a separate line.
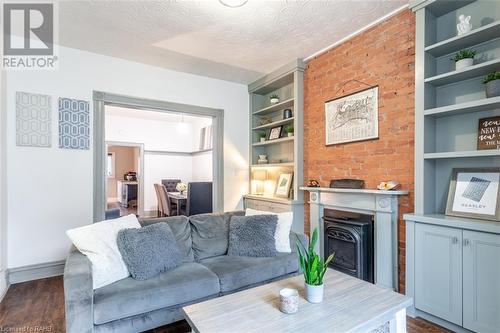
[260, 137, 266, 142]
[305, 283, 324, 303]
[287, 133, 293, 137]
[456, 58, 473, 71]
[270, 98, 279, 104]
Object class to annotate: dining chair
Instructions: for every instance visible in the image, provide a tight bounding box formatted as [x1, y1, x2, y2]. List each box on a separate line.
[161, 179, 181, 192]
[153, 184, 164, 217]
[159, 183, 179, 216]
[186, 182, 213, 216]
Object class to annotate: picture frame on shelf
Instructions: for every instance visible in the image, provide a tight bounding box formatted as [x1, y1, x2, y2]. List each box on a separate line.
[275, 172, 293, 198]
[477, 116, 500, 150]
[445, 168, 500, 221]
[268, 125, 283, 140]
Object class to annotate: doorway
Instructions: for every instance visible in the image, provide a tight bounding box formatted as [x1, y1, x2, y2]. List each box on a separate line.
[93, 91, 224, 222]
[105, 142, 144, 217]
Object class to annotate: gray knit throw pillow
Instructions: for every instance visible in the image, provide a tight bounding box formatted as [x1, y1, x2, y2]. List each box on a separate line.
[117, 222, 181, 280]
[227, 215, 278, 257]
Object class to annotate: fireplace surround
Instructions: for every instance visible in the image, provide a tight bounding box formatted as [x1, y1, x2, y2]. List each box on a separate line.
[300, 186, 408, 290]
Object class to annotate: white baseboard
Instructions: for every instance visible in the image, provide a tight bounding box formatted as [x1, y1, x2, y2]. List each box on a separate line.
[7, 260, 65, 284]
[0, 269, 8, 303]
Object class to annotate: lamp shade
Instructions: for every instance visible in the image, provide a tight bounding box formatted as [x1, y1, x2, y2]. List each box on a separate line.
[253, 169, 267, 181]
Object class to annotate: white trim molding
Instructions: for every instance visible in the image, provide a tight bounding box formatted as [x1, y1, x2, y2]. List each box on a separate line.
[304, 4, 409, 62]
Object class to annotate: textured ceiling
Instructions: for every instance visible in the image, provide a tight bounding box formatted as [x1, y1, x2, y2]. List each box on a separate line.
[59, 0, 407, 83]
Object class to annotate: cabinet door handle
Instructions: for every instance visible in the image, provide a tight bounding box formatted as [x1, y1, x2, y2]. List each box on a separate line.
[463, 239, 470, 246]
[452, 236, 458, 244]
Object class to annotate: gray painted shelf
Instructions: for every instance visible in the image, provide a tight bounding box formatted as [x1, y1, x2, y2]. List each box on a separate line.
[252, 136, 294, 146]
[424, 58, 500, 86]
[423, 149, 500, 159]
[411, 0, 475, 17]
[252, 117, 294, 130]
[425, 20, 500, 57]
[251, 162, 294, 168]
[252, 98, 294, 115]
[424, 96, 500, 117]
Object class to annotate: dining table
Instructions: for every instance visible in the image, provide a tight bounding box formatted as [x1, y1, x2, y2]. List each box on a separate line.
[168, 191, 187, 216]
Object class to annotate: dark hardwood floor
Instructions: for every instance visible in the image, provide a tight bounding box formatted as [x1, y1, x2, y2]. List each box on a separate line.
[0, 277, 452, 333]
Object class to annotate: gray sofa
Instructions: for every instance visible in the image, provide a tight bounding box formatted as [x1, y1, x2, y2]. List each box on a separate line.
[64, 211, 307, 333]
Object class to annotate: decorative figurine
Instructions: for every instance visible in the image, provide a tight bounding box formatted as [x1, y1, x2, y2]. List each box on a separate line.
[457, 15, 472, 35]
[257, 154, 268, 164]
[307, 180, 320, 187]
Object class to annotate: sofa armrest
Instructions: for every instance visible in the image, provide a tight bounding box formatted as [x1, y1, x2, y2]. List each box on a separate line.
[64, 248, 94, 333]
[289, 232, 308, 253]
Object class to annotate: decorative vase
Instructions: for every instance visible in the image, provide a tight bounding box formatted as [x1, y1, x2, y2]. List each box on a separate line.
[485, 79, 500, 98]
[279, 288, 299, 314]
[305, 283, 324, 303]
[457, 14, 472, 36]
[283, 109, 293, 119]
[456, 58, 473, 70]
[270, 97, 279, 104]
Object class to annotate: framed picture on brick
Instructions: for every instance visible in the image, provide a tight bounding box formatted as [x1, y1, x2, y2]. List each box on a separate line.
[325, 86, 378, 145]
[445, 168, 500, 221]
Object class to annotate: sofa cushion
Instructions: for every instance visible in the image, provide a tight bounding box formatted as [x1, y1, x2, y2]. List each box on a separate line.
[190, 211, 244, 261]
[199, 253, 299, 293]
[141, 215, 194, 263]
[227, 215, 278, 257]
[117, 222, 182, 280]
[93, 262, 219, 325]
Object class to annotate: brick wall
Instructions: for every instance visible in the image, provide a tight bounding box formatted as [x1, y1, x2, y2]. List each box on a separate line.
[303, 9, 415, 292]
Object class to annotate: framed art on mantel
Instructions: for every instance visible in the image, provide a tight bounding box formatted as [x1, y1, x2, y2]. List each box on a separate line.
[325, 86, 378, 145]
[445, 168, 500, 221]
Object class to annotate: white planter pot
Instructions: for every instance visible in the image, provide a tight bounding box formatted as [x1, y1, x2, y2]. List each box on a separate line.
[455, 58, 473, 71]
[270, 98, 279, 104]
[287, 133, 293, 137]
[305, 283, 324, 303]
[260, 138, 266, 142]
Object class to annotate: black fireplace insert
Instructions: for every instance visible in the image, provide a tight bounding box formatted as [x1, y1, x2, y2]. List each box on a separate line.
[322, 209, 374, 283]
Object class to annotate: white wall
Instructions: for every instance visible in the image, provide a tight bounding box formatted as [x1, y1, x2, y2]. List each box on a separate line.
[5, 45, 249, 269]
[0, 69, 8, 297]
[192, 151, 213, 182]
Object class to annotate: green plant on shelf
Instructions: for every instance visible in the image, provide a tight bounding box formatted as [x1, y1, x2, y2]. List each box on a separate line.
[451, 49, 476, 62]
[296, 228, 334, 286]
[285, 126, 294, 134]
[483, 71, 500, 84]
[257, 132, 267, 139]
[270, 94, 279, 99]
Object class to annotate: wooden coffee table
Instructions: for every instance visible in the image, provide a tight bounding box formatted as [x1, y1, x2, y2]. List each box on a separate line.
[183, 269, 412, 333]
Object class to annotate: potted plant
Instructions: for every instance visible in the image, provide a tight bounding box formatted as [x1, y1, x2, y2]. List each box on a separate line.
[285, 126, 294, 137]
[270, 94, 280, 104]
[483, 71, 500, 98]
[296, 228, 335, 303]
[258, 132, 266, 142]
[452, 49, 476, 70]
[176, 182, 187, 195]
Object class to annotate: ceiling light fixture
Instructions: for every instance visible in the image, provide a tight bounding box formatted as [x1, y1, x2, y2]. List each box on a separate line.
[219, 0, 248, 8]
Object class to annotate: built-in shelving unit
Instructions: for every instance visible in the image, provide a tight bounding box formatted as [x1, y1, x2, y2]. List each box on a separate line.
[412, 0, 500, 222]
[244, 60, 305, 232]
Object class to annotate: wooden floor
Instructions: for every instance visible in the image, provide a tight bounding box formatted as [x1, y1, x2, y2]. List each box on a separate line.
[0, 277, 452, 333]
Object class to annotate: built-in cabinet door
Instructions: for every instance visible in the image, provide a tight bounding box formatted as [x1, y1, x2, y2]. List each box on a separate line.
[463, 230, 500, 333]
[415, 224, 462, 325]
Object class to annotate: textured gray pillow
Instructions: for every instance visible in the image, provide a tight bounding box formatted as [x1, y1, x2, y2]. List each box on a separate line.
[190, 211, 245, 261]
[117, 222, 182, 280]
[227, 215, 278, 257]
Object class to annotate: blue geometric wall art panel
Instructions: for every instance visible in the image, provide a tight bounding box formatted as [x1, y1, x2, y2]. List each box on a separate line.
[58, 98, 90, 150]
[16, 92, 52, 147]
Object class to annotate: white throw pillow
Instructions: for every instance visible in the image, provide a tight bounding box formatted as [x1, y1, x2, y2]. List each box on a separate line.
[66, 214, 141, 289]
[245, 208, 293, 253]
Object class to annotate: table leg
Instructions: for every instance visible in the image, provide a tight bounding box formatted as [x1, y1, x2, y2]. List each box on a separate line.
[177, 200, 181, 216]
[389, 308, 407, 333]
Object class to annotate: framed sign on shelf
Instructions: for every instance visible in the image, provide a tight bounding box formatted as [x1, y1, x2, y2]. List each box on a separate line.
[445, 168, 500, 221]
[325, 86, 378, 145]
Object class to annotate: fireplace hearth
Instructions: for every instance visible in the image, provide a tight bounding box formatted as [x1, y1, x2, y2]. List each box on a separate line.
[323, 209, 374, 283]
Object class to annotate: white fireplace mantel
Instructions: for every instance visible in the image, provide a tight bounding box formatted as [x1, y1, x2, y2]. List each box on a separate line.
[300, 187, 409, 291]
